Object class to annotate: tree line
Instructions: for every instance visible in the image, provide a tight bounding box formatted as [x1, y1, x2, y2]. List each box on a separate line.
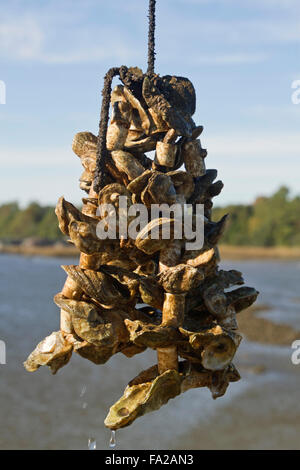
[0, 186, 299, 246]
[213, 186, 300, 246]
[0, 202, 63, 241]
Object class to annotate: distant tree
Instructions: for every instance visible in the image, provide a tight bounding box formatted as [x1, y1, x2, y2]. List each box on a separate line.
[0, 202, 63, 241]
[213, 186, 300, 247]
[0, 187, 299, 246]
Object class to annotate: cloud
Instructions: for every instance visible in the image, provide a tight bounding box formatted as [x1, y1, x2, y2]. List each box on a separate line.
[40, 40, 137, 65]
[205, 132, 300, 158]
[0, 17, 43, 60]
[244, 104, 300, 119]
[2, 169, 83, 207]
[176, 0, 300, 9]
[202, 131, 300, 204]
[0, 15, 141, 65]
[242, 0, 300, 8]
[193, 53, 268, 65]
[163, 18, 300, 46]
[1, 146, 83, 206]
[0, 0, 299, 66]
[1, 147, 74, 167]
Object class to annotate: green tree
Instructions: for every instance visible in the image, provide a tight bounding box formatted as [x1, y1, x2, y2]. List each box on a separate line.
[213, 186, 300, 247]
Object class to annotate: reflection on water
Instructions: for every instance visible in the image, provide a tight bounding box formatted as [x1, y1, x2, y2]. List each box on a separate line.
[221, 259, 300, 329]
[0, 254, 299, 450]
[88, 438, 96, 450]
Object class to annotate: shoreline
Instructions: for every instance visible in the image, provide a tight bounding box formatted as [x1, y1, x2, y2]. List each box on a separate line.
[0, 244, 79, 258]
[2, 243, 300, 260]
[238, 304, 300, 346]
[219, 245, 300, 260]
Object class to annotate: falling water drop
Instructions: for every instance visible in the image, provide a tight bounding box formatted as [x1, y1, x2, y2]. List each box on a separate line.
[82, 402, 88, 409]
[88, 438, 97, 450]
[80, 385, 87, 397]
[109, 430, 116, 448]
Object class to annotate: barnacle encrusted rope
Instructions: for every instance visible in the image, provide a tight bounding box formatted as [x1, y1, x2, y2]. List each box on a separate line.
[94, 67, 120, 193]
[147, 0, 156, 74]
[94, 0, 157, 192]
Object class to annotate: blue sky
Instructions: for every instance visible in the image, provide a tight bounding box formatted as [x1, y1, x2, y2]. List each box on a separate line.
[1, 0, 300, 207]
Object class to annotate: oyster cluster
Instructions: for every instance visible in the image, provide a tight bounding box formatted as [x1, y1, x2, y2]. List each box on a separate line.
[24, 68, 258, 430]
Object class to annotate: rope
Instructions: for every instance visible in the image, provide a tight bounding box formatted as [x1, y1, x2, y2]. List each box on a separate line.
[93, 67, 120, 193]
[147, 0, 156, 74]
[94, 0, 157, 192]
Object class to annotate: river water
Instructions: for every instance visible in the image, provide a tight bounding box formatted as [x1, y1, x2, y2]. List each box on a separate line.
[0, 254, 299, 449]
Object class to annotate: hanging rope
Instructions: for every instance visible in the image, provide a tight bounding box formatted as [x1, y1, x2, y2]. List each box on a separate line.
[147, 0, 156, 74]
[93, 67, 120, 193]
[94, 0, 157, 193]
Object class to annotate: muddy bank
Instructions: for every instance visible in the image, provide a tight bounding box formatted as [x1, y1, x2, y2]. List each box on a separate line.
[238, 304, 300, 346]
[219, 245, 300, 260]
[2, 243, 300, 260]
[0, 244, 79, 258]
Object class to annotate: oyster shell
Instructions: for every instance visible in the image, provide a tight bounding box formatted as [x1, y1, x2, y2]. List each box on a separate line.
[54, 294, 129, 353]
[104, 369, 182, 430]
[55, 196, 95, 236]
[157, 264, 204, 294]
[71, 338, 117, 365]
[139, 277, 164, 310]
[127, 169, 153, 194]
[135, 218, 177, 255]
[104, 359, 240, 429]
[72, 132, 97, 158]
[61, 265, 132, 307]
[206, 215, 228, 246]
[111, 150, 145, 181]
[24, 331, 73, 375]
[182, 247, 216, 268]
[180, 325, 242, 371]
[125, 319, 181, 349]
[182, 139, 206, 177]
[142, 76, 194, 137]
[154, 141, 177, 167]
[203, 283, 227, 318]
[188, 169, 218, 204]
[141, 172, 176, 207]
[226, 287, 259, 312]
[106, 122, 129, 151]
[123, 86, 151, 135]
[167, 170, 195, 200]
[98, 182, 131, 206]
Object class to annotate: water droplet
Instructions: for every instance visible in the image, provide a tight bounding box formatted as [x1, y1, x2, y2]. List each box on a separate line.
[88, 438, 96, 450]
[82, 402, 88, 409]
[80, 385, 87, 397]
[109, 430, 116, 448]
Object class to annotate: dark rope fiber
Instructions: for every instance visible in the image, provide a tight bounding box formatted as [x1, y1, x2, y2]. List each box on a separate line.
[94, 0, 157, 192]
[147, 0, 156, 74]
[93, 67, 120, 193]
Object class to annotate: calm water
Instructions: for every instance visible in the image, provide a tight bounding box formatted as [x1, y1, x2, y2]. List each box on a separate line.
[0, 254, 300, 450]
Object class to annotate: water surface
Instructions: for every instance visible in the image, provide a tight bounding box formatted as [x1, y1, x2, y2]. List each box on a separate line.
[0, 254, 299, 449]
